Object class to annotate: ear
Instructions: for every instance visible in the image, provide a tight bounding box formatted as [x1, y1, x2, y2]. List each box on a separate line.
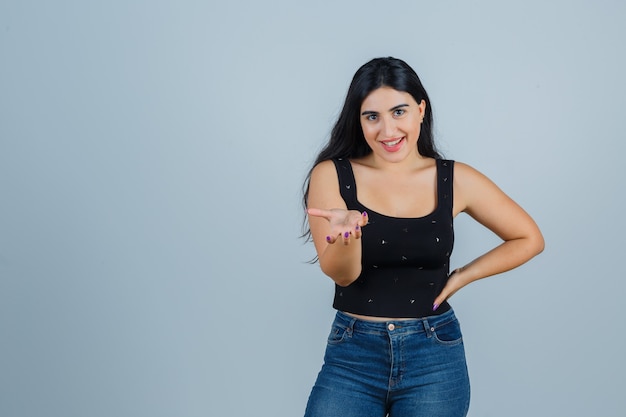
[418, 99, 426, 116]
[418, 99, 426, 122]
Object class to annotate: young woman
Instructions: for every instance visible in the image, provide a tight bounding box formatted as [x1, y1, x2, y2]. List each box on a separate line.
[302, 57, 544, 417]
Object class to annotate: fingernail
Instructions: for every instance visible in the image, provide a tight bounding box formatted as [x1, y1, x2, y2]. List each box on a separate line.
[344, 232, 350, 238]
[355, 225, 360, 231]
[326, 236, 331, 242]
[362, 211, 368, 216]
[432, 303, 439, 311]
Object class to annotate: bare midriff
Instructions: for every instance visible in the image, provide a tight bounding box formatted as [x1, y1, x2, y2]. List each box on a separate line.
[343, 311, 417, 322]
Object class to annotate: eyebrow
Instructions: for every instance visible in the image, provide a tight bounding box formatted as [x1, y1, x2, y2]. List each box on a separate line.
[361, 103, 409, 116]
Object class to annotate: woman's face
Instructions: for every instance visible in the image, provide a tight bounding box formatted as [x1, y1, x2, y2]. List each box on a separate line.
[359, 87, 426, 163]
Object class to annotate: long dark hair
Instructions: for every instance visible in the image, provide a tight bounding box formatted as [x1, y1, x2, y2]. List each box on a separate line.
[301, 57, 442, 241]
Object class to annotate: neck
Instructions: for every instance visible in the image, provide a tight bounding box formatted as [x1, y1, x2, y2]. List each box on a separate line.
[366, 152, 430, 173]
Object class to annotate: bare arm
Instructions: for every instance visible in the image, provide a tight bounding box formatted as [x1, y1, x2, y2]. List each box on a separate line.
[433, 162, 545, 308]
[306, 160, 369, 287]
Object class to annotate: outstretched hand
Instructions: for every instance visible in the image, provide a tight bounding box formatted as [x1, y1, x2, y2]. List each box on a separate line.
[307, 208, 369, 245]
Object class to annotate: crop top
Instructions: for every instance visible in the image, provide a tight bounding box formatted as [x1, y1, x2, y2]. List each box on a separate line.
[331, 158, 455, 318]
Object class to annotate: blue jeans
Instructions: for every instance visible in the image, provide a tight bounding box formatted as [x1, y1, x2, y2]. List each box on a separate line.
[304, 309, 470, 417]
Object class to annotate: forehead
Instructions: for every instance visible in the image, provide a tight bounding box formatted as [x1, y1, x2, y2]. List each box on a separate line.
[361, 87, 416, 110]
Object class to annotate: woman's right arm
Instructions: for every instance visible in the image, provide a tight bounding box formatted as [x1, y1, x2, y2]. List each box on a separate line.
[307, 160, 368, 287]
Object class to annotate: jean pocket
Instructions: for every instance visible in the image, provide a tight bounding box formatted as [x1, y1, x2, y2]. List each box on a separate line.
[432, 319, 463, 346]
[327, 324, 349, 345]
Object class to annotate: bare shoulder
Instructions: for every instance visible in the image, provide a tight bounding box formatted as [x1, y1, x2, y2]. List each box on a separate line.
[308, 159, 346, 209]
[309, 160, 340, 193]
[452, 161, 509, 216]
[453, 161, 491, 184]
[310, 159, 337, 182]
[453, 161, 503, 194]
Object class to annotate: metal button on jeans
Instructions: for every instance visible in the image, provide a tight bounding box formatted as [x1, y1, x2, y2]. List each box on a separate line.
[387, 323, 395, 331]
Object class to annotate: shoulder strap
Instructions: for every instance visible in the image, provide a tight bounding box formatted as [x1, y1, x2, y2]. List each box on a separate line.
[331, 158, 358, 207]
[436, 159, 454, 215]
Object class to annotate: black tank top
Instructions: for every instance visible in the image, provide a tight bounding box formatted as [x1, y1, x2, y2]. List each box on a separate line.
[331, 158, 455, 318]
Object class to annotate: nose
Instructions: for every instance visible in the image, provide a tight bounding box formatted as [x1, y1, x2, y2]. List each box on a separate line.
[381, 116, 397, 137]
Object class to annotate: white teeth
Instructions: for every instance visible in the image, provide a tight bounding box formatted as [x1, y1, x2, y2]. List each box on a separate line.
[383, 138, 402, 146]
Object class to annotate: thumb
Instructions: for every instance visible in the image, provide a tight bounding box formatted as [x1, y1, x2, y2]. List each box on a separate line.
[307, 207, 333, 221]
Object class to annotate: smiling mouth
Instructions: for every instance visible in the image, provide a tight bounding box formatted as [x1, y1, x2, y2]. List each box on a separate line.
[381, 137, 404, 146]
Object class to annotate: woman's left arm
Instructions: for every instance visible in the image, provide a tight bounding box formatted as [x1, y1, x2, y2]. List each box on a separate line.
[433, 162, 545, 309]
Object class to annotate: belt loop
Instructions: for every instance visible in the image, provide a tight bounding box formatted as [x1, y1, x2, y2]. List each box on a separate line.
[422, 318, 433, 338]
[347, 317, 357, 336]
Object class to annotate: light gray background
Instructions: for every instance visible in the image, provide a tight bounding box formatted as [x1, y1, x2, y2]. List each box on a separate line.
[1, 1, 624, 416]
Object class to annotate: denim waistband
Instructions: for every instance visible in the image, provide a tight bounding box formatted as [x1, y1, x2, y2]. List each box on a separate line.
[334, 308, 458, 336]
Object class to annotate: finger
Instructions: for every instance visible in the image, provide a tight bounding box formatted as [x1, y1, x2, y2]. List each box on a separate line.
[432, 293, 446, 311]
[359, 211, 369, 227]
[325, 234, 338, 245]
[353, 224, 362, 239]
[433, 286, 451, 311]
[342, 231, 351, 245]
[433, 271, 461, 310]
[307, 207, 334, 220]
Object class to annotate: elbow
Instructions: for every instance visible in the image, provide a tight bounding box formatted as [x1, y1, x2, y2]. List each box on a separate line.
[335, 275, 358, 287]
[529, 230, 545, 257]
[536, 236, 545, 256]
[320, 262, 361, 287]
